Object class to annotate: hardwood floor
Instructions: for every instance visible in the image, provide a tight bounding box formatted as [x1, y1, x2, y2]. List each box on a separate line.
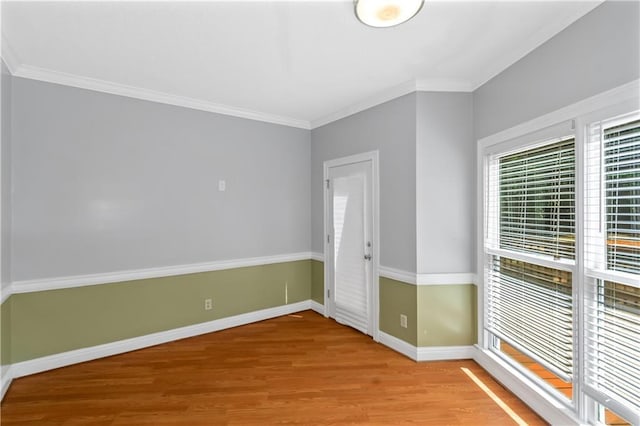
[1, 311, 547, 425]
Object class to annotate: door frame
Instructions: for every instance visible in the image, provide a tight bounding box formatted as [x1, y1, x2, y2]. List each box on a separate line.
[323, 150, 380, 342]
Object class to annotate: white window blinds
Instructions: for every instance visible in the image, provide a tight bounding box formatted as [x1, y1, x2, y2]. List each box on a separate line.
[487, 257, 574, 380]
[498, 138, 576, 260]
[584, 115, 640, 424]
[604, 119, 640, 274]
[486, 137, 576, 381]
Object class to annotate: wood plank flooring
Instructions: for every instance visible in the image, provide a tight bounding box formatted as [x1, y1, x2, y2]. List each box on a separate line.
[1, 311, 547, 425]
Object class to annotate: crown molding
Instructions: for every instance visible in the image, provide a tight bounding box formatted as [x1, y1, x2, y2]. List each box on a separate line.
[415, 78, 473, 93]
[310, 80, 418, 129]
[9, 64, 311, 129]
[7, 62, 475, 132]
[1, 35, 20, 74]
[3, 36, 476, 132]
[4, 60, 477, 132]
[310, 78, 473, 129]
[0, 34, 310, 129]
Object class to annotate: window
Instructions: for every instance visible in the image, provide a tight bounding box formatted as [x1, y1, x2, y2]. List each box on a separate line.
[498, 139, 576, 260]
[485, 134, 576, 397]
[584, 114, 640, 424]
[483, 107, 640, 425]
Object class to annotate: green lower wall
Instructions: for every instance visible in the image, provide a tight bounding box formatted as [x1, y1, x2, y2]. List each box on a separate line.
[2, 259, 477, 367]
[417, 284, 477, 347]
[308, 262, 476, 348]
[378, 278, 477, 347]
[379, 277, 418, 346]
[1, 297, 11, 366]
[6, 260, 311, 364]
[311, 259, 324, 304]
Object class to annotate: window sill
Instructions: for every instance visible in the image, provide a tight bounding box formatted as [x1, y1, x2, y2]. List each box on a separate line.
[473, 345, 586, 426]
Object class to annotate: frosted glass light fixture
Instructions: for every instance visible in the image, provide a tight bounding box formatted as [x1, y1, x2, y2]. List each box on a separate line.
[355, 0, 424, 28]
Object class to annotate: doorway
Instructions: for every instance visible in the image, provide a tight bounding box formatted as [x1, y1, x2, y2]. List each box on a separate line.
[323, 151, 379, 340]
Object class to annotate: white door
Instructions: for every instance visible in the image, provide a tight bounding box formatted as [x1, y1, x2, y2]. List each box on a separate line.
[326, 158, 375, 336]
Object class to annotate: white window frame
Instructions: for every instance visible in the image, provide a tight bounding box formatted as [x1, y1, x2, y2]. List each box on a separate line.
[484, 120, 579, 405]
[581, 107, 640, 425]
[476, 80, 640, 426]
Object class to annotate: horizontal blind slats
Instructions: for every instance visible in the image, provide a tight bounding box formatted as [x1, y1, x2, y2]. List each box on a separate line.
[584, 116, 640, 417]
[498, 138, 576, 260]
[486, 137, 576, 381]
[486, 255, 574, 378]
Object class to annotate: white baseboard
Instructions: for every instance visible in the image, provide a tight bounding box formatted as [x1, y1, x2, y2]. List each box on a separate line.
[417, 345, 476, 361]
[310, 300, 325, 315]
[377, 331, 474, 362]
[378, 331, 417, 359]
[2, 301, 474, 404]
[5, 300, 311, 394]
[473, 345, 582, 426]
[1, 365, 12, 401]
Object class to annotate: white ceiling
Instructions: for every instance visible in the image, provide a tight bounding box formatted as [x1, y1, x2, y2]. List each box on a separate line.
[2, 1, 601, 129]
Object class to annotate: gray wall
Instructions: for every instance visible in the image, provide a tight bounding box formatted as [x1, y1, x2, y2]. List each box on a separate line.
[416, 92, 474, 274]
[474, 1, 640, 139]
[1, 60, 11, 289]
[311, 93, 417, 273]
[10, 0, 639, 281]
[11, 78, 311, 281]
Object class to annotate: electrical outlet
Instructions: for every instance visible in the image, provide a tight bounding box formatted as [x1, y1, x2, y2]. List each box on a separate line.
[400, 314, 408, 328]
[204, 298, 213, 310]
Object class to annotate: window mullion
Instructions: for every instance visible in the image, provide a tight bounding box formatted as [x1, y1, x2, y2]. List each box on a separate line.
[486, 247, 575, 273]
[574, 116, 587, 420]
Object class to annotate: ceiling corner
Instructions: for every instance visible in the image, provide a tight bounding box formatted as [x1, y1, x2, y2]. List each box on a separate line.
[415, 79, 473, 93]
[310, 80, 418, 129]
[1, 34, 21, 74]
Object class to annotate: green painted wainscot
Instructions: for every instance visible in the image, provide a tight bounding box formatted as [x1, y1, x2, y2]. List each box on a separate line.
[3, 260, 311, 364]
[379, 277, 477, 347]
[313, 263, 477, 348]
[1, 259, 476, 368]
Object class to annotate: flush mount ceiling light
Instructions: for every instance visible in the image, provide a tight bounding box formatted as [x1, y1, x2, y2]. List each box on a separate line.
[354, 0, 425, 28]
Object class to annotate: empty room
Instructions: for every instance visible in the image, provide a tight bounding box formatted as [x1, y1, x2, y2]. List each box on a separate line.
[0, 0, 638, 424]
